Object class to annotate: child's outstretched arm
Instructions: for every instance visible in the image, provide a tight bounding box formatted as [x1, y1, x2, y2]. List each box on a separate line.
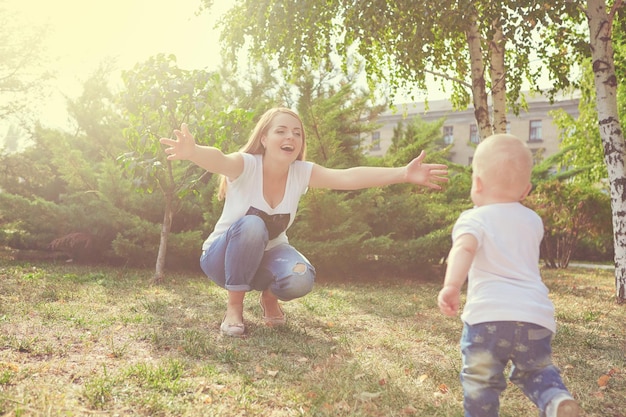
[309, 150, 448, 190]
[159, 123, 243, 179]
[437, 233, 478, 316]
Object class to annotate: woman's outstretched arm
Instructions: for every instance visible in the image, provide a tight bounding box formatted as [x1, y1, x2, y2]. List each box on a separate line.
[308, 150, 448, 190]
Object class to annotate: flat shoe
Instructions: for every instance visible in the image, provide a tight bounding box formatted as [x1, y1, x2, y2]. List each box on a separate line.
[556, 399, 580, 417]
[259, 294, 286, 326]
[220, 316, 245, 337]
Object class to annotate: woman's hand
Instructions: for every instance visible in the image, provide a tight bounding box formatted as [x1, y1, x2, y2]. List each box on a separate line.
[160, 123, 196, 161]
[405, 151, 448, 190]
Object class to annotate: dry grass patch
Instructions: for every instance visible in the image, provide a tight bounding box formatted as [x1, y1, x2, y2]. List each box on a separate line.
[0, 262, 623, 416]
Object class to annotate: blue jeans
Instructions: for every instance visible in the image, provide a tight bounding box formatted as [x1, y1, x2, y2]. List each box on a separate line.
[200, 215, 316, 301]
[460, 321, 572, 417]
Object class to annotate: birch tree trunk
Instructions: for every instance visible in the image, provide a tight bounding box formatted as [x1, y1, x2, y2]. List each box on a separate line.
[466, 11, 493, 139]
[587, 0, 626, 303]
[489, 19, 507, 134]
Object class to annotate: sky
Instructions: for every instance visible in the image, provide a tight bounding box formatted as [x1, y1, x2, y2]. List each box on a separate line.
[4, 0, 233, 129]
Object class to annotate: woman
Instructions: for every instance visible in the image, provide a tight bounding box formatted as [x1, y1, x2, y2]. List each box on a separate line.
[160, 107, 448, 337]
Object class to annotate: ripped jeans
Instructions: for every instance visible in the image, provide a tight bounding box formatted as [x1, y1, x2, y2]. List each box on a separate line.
[460, 321, 572, 417]
[200, 215, 316, 301]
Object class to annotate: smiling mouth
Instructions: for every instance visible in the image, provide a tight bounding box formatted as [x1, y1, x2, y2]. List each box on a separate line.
[280, 144, 295, 152]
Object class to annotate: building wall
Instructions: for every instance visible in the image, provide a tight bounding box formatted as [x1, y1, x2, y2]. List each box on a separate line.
[366, 94, 580, 166]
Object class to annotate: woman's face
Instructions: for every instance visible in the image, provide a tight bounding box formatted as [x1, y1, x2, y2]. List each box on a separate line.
[261, 113, 303, 162]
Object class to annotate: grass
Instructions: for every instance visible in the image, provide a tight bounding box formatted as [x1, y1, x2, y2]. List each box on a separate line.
[0, 262, 624, 416]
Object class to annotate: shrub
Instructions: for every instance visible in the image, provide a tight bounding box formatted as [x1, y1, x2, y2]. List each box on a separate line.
[525, 181, 612, 268]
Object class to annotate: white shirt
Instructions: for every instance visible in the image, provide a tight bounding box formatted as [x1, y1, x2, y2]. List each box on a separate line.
[202, 153, 314, 251]
[455, 202, 557, 333]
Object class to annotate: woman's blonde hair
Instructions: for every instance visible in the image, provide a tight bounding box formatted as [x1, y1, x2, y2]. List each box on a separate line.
[217, 107, 307, 200]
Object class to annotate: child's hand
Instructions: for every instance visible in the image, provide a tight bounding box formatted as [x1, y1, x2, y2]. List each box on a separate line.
[160, 123, 196, 161]
[405, 151, 448, 190]
[437, 285, 461, 316]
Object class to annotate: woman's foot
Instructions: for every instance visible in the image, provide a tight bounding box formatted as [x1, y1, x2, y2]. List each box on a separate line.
[220, 317, 245, 337]
[221, 298, 245, 337]
[259, 291, 286, 326]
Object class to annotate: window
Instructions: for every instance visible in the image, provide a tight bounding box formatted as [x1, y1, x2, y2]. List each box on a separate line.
[469, 124, 479, 144]
[371, 131, 381, 150]
[443, 126, 454, 144]
[529, 120, 543, 142]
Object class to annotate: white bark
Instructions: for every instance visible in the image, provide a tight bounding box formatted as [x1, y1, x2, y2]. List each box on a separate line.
[587, 0, 626, 303]
[466, 10, 493, 139]
[490, 19, 507, 134]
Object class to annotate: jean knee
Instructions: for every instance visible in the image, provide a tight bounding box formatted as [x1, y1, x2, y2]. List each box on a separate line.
[273, 263, 315, 301]
[235, 215, 268, 242]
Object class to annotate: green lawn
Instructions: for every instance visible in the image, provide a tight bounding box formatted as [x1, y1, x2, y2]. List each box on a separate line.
[0, 262, 624, 416]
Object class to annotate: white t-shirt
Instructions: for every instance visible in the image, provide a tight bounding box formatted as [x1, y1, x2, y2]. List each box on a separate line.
[454, 202, 556, 333]
[202, 153, 314, 251]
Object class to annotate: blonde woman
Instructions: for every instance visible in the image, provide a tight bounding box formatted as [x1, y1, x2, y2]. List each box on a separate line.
[161, 107, 448, 337]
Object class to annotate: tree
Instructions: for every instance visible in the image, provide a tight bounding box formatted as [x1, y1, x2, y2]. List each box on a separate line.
[0, 67, 145, 263]
[583, 0, 626, 303]
[551, 0, 626, 302]
[0, 2, 51, 129]
[120, 54, 269, 282]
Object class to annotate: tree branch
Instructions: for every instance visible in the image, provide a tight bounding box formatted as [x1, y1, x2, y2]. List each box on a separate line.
[422, 68, 472, 90]
[610, 0, 625, 20]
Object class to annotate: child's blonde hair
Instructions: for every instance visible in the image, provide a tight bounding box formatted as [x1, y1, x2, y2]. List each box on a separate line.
[472, 133, 533, 199]
[217, 107, 307, 200]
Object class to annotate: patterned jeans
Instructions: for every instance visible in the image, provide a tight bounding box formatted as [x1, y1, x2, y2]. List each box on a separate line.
[460, 321, 572, 417]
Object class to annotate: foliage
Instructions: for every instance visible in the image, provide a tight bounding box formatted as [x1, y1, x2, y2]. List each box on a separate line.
[0, 193, 65, 249]
[0, 65, 203, 267]
[119, 54, 285, 280]
[0, 4, 51, 129]
[526, 181, 613, 269]
[214, 1, 581, 126]
[291, 110, 462, 276]
[290, 189, 372, 274]
[551, 60, 608, 186]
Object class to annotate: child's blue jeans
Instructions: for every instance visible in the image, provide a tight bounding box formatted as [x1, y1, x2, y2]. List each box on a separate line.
[460, 321, 572, 417]
[200, 214, 316, 301]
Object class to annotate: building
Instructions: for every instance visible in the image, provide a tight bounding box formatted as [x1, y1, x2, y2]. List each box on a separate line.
[366, 93, 580, 165]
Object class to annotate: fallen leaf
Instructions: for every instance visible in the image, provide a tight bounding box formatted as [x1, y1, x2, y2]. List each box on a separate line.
[418, 374, 428, 383]
[402, 405, 418, 415]
[378, 378, 387, 386]
[0, 362, 19, 372]
[438, 383, 449, 394]
[598, 374, 611, 387]
[267, 370, 279, 377]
